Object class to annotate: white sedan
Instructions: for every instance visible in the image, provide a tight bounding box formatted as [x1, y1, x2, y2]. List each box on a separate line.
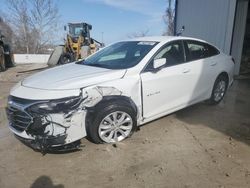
[7, 36, 234, 152]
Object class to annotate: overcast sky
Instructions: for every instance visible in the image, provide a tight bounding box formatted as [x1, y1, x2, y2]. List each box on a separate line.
[58, 0, 167, 44]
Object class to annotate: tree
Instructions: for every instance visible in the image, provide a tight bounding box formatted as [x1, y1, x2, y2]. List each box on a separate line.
[30, 0, 59, 53]
[6, 0, 31, 53]
[163, 0, 175, 36]
[127, 29, 150, 39]
[4, 0, 59, 54]
[0, 17, 13, 45]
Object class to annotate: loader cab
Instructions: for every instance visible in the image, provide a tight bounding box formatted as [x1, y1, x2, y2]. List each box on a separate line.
[68, 23, 92, 39]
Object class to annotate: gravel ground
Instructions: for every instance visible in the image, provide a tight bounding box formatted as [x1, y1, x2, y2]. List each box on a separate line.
[0, 64, 250, 188]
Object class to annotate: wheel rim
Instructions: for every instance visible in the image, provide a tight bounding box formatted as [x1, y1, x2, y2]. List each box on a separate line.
[98, 111, 133, 143]
[214, 80, 226, 102]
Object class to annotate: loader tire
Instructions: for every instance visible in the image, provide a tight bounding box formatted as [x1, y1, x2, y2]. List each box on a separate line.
[59, 52, 74, 64]
[47, 46, 64, 67]
[0, 46, 6, 71]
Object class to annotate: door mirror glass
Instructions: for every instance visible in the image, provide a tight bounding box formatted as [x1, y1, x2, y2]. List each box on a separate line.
[153, 58, 166, 69]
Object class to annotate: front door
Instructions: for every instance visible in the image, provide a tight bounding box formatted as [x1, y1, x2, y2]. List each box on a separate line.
[140, 40, 193, 118]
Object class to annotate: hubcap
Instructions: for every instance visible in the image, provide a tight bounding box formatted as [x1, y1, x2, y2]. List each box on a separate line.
[214, 80, 226, 102]
[98, 111, 133, 143]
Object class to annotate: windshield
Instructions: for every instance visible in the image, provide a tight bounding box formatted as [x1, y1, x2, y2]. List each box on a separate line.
[69, 25, 87, 37]
[79, 41, 158, 69]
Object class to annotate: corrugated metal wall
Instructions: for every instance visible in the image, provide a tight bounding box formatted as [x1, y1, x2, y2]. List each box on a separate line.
[231, 0, 249, 74]
[176, 0, 236, 54]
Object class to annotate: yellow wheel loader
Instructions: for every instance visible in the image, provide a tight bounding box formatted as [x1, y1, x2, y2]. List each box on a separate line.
[48, 22, 103, 66]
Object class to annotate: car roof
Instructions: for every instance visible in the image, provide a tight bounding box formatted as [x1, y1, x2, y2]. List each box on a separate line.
[127, 36, 207, 43]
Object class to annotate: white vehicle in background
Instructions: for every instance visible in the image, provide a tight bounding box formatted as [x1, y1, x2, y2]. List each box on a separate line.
[6, 36, 234, 152]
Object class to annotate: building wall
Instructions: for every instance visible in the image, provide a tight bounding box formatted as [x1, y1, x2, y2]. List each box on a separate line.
[176, 0, 236, 55]
[231, 0, 249, 74]
[14, 54, 50, 64]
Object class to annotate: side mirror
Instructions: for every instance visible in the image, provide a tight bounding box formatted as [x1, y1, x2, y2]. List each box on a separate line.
[153, 58, 166, 69]
[64, 25, 67, 31]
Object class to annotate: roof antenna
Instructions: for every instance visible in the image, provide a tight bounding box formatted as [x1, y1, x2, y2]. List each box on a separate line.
[176, 26, 185, 36]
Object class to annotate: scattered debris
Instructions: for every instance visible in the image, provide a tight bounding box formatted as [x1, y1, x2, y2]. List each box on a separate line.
[245, 170, 250, 177]
[142, 138, 152, 144]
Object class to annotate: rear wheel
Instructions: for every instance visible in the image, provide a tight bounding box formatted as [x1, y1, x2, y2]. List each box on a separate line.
[0, 46, 6, 71]
[208, 75, 228, 105]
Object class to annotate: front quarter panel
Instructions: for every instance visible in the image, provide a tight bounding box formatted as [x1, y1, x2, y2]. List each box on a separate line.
[82, 75, 142, 123]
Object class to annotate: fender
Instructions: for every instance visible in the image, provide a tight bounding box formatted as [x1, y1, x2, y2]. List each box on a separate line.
[85, 95, 138, 125]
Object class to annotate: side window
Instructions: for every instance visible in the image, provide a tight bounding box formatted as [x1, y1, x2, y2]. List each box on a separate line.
[186, 40, 208, 61]
[206, 44, 220, 57]
[154, 41, 185, 67]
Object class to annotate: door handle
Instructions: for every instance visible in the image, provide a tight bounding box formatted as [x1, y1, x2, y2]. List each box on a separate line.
[182, 69, 190, 73]
[210, 62, 217, 66]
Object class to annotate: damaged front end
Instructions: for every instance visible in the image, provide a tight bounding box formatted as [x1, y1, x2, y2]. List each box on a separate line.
[6, 94, 87, 153]
[6, 86, 123, 153]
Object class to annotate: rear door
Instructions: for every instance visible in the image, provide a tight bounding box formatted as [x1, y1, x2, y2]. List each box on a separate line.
[184, 40, 220, 102]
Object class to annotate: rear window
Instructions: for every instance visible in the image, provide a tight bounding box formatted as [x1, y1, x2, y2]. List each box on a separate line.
[185, 40, 220, 61]
[206, 44, 220, 57]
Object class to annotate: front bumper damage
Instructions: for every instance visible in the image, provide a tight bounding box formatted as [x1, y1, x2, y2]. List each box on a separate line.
[6, 95, 87, 153]
[6, 86, 122, 153]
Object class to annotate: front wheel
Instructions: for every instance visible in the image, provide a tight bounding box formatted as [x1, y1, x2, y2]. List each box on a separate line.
[208, 75, 228, 105]
[59, 52, 74, 65]
[86, 103, 137, 144]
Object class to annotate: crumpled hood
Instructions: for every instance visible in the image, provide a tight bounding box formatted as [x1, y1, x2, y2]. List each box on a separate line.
[21, 63, 126, 90]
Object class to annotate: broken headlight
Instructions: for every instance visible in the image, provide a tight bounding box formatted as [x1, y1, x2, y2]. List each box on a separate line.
[29, 96, 83, 113]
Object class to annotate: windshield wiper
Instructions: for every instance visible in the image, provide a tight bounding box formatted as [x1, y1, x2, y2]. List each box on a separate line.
[84, 63, 108, 68]
[76, 60, 109, 69]
[75, 59, 85, 64]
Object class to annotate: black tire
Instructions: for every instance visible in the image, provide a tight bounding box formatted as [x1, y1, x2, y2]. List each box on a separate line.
[3, 44, 15, 67]
[0, 46, 6, 71]
[5, 54, 15, 67]
[208, 74, 228, 105]
[58, 52, 74, 65]
[47, 46, 64, 67]
[86, 102, 137, 144]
